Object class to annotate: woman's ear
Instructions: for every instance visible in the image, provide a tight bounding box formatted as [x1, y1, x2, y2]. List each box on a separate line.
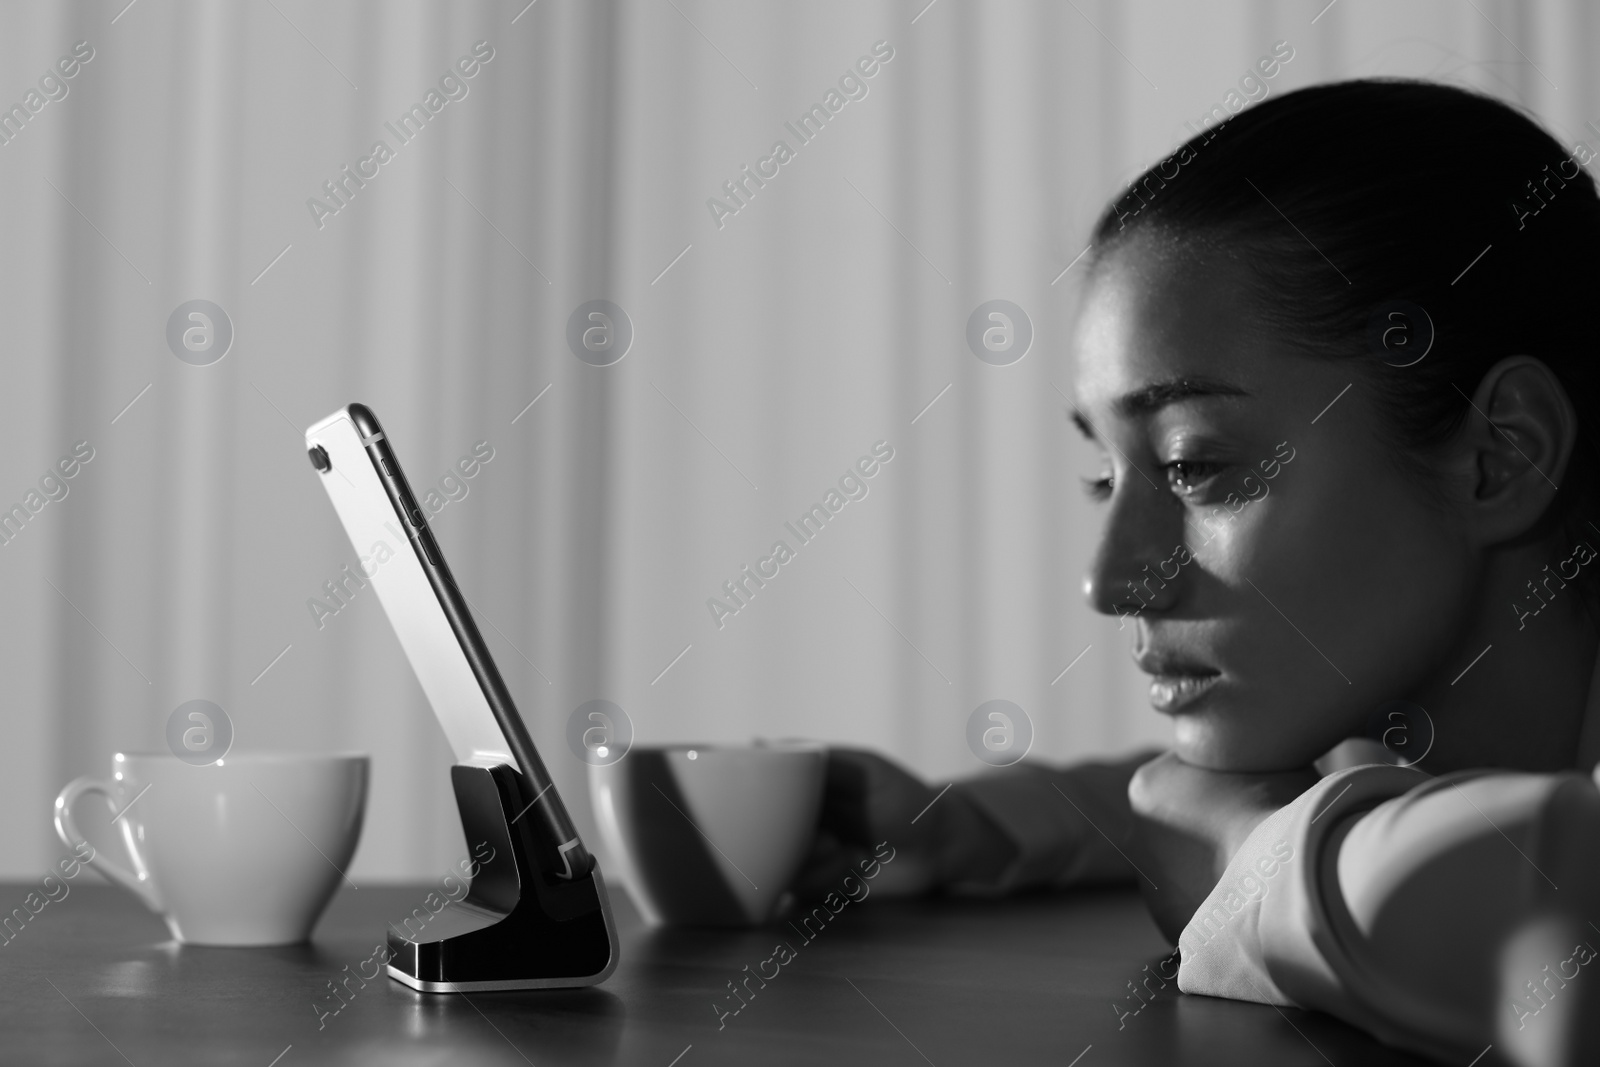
[1452, 356, 1576, 546]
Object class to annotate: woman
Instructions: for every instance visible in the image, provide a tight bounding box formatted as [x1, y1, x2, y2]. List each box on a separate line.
[800, 80, 1600, 1066]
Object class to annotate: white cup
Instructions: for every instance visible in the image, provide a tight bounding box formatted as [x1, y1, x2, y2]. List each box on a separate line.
[54, 752, 368, 946]
[591, 742, 826, 926]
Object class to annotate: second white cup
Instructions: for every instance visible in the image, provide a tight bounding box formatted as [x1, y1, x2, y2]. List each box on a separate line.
[591, 742, 826, 926]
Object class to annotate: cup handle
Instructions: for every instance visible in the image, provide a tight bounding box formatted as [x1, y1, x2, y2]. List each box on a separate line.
[53, 777, 163, 913]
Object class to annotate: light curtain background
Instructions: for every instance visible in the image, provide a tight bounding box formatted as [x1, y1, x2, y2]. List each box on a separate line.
[0, 0, 1594, 880]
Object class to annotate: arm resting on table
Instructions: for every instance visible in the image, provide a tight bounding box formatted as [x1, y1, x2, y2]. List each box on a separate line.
[1177, 763, 1600, 1066]
[943, 750, 1158, 895]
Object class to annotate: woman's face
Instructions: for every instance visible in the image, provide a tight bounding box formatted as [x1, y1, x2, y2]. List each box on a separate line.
[1072, 235, 1478, 771]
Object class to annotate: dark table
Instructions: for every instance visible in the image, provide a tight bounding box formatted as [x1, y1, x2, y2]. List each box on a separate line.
[0, 881, 1433, 1066]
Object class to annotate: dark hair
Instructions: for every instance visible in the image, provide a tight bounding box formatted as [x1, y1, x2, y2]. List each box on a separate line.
[1090, 79, 1600, 579]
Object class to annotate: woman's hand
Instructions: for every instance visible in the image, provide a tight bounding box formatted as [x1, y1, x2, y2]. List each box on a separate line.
[1128, 752, 1319, 942]
[789, 748, 1016, 902]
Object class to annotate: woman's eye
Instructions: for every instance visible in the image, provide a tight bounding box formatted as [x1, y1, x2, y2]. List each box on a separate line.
[1082, 474, 1114, 502]
[1163, 461, 1224, 494]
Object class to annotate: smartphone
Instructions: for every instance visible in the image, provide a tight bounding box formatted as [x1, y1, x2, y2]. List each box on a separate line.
[303, 403, 591, 885]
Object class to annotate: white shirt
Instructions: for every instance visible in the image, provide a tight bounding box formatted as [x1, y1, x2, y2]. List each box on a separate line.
[1176, 655, 1600, 1065]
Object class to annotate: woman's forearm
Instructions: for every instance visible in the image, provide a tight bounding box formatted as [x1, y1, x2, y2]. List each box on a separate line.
[939, 749, 1160, 894]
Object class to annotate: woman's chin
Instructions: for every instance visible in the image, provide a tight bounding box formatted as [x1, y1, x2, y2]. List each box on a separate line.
[1170, 715, 1322, 772]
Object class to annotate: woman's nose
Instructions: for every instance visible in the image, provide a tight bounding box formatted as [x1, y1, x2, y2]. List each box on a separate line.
[1083, 488, 1182, 619]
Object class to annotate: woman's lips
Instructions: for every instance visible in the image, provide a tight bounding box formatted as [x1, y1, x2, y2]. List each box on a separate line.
[1148, 673, 1220, 714]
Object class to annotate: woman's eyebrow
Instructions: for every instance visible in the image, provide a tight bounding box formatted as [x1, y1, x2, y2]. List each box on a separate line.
[1113, 377, 1250, 418]
[1070, 377, 1249, 440]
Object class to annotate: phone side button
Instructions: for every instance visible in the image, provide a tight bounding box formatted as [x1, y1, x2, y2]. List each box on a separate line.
[418, 531, 441, 567]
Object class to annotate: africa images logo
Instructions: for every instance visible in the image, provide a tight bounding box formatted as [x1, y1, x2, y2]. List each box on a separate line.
[166, 300, 233, 366]
[165, 700, 233, 766]
[306, 41, 495, 231]
[705, 40, 895, 231]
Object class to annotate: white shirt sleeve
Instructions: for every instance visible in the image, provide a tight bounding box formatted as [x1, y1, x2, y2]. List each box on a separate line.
[1177, 763, 1600, 1065]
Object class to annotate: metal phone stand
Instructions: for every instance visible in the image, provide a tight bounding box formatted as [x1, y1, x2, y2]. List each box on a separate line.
[385, 764, 618, 992]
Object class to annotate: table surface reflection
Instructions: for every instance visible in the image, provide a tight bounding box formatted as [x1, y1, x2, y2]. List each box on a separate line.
[0, 881, 1433, 1066]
